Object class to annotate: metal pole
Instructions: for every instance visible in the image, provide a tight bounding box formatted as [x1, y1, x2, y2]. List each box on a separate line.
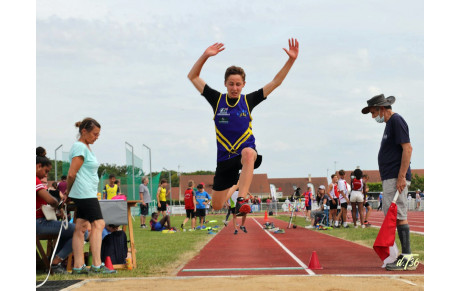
[143, 144, 152, 213]
[143, 144, 152, 195]
[178, 164, 181, 206]
[54, 144, 63, 182]
[125, 142, 135, 200]
[169, 171, 171, 206]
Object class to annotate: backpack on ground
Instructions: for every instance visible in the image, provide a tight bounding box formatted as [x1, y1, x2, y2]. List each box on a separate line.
[100, 230, 128, 264]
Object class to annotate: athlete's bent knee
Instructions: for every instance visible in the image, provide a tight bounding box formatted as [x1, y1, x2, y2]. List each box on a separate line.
[241, 148, 256, 165]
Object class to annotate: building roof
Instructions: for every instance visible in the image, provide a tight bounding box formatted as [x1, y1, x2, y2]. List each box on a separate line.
[178, 174, 271, 197]
[334, 169, 424, 183]
[267, 177, 328, 196]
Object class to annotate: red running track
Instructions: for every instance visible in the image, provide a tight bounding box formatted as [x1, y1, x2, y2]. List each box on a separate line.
[177, 217, 423, 276]
[365, 211, 424, 234]
[277, 210, 424, 234]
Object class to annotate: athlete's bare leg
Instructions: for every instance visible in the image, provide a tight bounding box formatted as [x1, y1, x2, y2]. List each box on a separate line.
[211, 148, 256, 210]
[237, 148, 257, 199]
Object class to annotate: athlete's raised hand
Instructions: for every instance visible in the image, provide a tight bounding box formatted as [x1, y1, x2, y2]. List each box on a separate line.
[188, 43, 225, 94]
[262, 38, 299, 97]
[283, 38, 299, 60]
[204, 43, 225, 57]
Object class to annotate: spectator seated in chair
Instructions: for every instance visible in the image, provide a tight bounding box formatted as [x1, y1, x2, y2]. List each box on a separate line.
[36, 155, 87, 274]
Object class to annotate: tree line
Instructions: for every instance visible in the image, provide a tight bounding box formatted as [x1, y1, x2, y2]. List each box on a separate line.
[47, 160, 214, 187]
[47, 160, 424, 191]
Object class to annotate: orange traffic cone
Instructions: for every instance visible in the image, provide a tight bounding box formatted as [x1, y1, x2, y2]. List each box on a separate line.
[105, 256, 114, 270]
[308, 251, 323, 270]
[264, 210, 269, 222]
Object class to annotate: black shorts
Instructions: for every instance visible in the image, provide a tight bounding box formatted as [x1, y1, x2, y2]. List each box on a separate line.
[212, 153, 262, 191]
[330, 198, 339, 210]
[196, 208, 206, 217]
[186, 209, 195, 219]
[341, 202, 348, 209]
[72, 197, 103, 223]
[364, 202, 370, 208]
[157, 201, 167, 211]
[140, 204, 149, 216]
[229, 207, 236, 214]
[306, 205, 311, 211]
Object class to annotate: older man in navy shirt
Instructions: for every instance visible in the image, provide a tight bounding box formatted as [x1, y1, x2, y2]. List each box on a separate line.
[362, 94, 418, 271]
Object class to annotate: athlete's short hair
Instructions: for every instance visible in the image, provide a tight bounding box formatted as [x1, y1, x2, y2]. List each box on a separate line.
[225, 66, 246, 82]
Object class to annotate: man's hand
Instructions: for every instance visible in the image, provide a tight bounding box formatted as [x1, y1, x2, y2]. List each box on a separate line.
[158, 202, 161, 208]
[204, 43, 225, 58]
[397, 176, 407, 193]
[332, 199, 336, 205]
[283, 38, 299, 60]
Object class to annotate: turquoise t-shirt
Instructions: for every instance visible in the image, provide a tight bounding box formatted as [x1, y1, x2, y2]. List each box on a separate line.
[68, 141, 100, 199]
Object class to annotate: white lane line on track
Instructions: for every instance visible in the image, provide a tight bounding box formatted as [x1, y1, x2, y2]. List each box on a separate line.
[252, 218, 316, 275]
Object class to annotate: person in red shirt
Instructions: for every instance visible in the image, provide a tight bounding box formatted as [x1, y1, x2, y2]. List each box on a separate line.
[350, 168, 365, 228]
[327, 174, 340, 227]
[181, 180, 197, 231]
[36, 155, 77, 274]
[302, 186, 313, 221]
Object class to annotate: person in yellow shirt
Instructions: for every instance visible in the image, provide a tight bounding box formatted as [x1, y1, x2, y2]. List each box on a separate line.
[103, 174, 120, 200]
[156, 179, 170, 217]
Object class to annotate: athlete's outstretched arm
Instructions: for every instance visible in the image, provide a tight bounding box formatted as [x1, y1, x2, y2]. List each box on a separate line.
[263, 38, 299, 98]
[187, 43, 225, 94]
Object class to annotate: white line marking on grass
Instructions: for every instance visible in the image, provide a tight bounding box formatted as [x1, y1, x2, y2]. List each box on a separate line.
[252, 218, 315, 275]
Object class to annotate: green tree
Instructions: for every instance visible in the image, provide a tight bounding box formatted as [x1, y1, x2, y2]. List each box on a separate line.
[409, 174, 424, 191]
[98, 163, 129, 177]
[367, 182, 382, 192]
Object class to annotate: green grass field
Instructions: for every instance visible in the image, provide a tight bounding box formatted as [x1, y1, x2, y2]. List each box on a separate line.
[36, 215, 219, 281]
[37, 213, 424, 281]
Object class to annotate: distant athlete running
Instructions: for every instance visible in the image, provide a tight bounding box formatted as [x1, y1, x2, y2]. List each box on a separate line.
[188, 39, 299, 215]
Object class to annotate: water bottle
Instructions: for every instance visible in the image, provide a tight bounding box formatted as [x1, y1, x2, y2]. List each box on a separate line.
[126, 258, 133, 270]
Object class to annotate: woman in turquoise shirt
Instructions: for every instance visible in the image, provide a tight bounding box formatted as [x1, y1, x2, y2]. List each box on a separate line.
[64, 117, 115, 274]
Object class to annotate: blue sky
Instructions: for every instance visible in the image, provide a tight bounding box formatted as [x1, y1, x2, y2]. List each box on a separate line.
[35, 0, 424, 179]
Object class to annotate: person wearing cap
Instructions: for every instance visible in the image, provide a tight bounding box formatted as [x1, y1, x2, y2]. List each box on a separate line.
[362, 94, 417, 271]
[306, 185, 328, 229]
[195, 183, 211, 230]
[415, 189, 421, 210]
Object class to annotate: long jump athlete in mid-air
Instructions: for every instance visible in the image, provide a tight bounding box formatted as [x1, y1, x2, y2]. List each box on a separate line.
[187, 38, 299, 215]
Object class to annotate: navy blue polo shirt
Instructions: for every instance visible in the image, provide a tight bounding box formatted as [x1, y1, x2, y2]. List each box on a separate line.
[378, 113, 412, 181]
